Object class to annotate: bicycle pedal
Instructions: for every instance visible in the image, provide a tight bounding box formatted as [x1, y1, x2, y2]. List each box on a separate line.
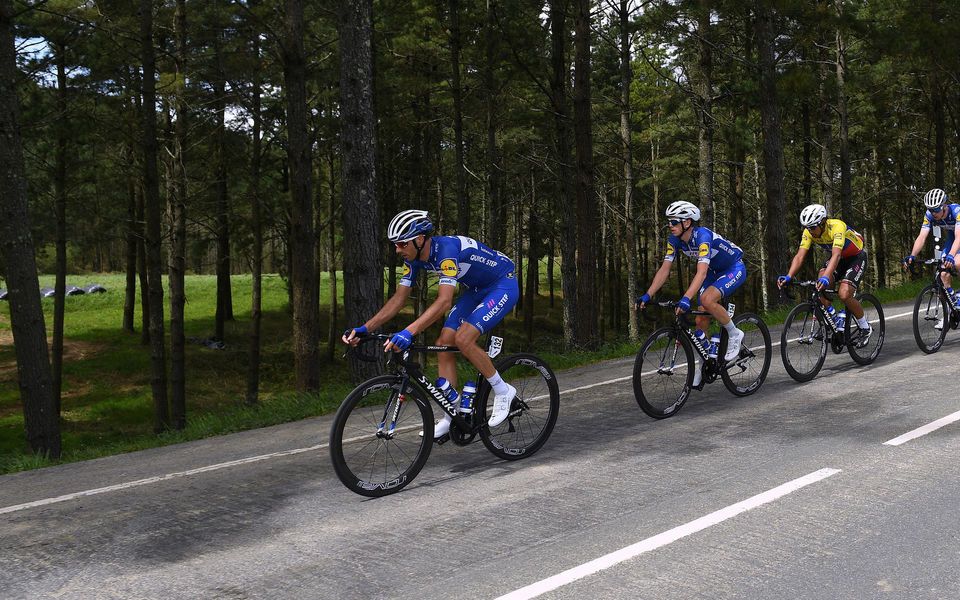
[433, 433, 450, 445]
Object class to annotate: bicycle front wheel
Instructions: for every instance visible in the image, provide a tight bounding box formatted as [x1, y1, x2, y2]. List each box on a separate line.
[781, 303, 827, 382]
[913, 284, 948, 354]
[633, 327, 694, 419]
[721, 313, 772, 397]
[477, 353, 560, 460]
[329, 375, 433, 497]
[847, 293, 884, 365]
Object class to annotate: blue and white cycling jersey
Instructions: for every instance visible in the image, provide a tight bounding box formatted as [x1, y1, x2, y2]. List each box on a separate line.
[400, 235, 514, 291]
[664, 227, 743, 274]
[921, 203, 960, 232]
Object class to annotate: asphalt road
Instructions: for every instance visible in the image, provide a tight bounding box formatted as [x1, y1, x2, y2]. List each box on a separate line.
[1, 298, 959, 600]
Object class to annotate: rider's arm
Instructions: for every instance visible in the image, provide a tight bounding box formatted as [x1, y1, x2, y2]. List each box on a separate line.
[401, 283, 455, 337]
[821, 245, 843, 285]
[362, 284, 413, 332]
[910, 228, 930, 258]
[640, 259, 674, 306]
[782, 246, 808, 282]
[685, 262, 709, 304]
[947, 233, 960, 259]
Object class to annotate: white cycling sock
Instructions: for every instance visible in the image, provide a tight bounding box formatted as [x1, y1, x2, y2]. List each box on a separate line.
[857, 316, 869, 329]
[486, 372, 509, 395]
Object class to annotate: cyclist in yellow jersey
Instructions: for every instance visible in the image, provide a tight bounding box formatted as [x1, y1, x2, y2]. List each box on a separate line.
[776, 204, 872, 346]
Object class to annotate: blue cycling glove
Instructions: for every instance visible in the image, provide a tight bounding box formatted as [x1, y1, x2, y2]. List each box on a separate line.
[389, 329, 413, 350]
[635, 293, 651, 308]
[817, 276, 830, 288]
[343, 325, 367, 339]
[777, 275, 791, 286]
[944, 254, 955, 265]
[677, 296, 691, 312]
[903, 255, 914, 267]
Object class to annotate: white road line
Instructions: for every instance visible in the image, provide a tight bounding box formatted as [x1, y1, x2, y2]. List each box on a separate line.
[494, 468, 841, 600]
[0, 443, 325, 516]
[883, 410, 960, 446]
[0, 307, 910, 516]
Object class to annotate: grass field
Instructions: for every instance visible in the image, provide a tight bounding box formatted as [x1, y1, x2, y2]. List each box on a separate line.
[0, 269, 924, 474]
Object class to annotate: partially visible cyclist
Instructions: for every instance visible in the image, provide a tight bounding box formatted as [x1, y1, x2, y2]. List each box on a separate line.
[634, 201, 746, 386]
[342, 209, 519, 438]
[904, 188, 960, 329]
[777, 203, 872, 345]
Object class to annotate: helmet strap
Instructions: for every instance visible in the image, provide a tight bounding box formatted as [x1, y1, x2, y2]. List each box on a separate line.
[413, 236, 426, 261]
[682, 219, 694, 236]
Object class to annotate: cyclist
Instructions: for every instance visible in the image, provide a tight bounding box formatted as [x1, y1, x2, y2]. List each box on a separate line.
[903, 188, 960, 329]
[634, 201, 746, 386]
[342, 209, 519, 438]
[777, 203, 872, 345]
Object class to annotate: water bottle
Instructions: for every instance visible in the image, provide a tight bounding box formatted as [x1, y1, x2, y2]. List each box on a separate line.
[460, 381, 476, 413]
[694, 329, 708, 352]
[435, 377, 459, 408]
[826, 305, 839, 328]
[708, 334, 720, 359]
[836, 310, 846, 329]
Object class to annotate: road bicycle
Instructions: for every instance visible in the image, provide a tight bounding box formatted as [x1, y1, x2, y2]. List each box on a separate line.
[911, 257, 960, 353]
[329, 332, 560, 497]
[780, 280, 885, 382]
[632, 301, 771, 419]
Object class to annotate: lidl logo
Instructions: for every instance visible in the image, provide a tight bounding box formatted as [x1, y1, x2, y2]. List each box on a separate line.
[440, 259, 458, 277]
[698, 243, 709, 258]
[666, 243, 675, 255]
[401, 264, 411, 278]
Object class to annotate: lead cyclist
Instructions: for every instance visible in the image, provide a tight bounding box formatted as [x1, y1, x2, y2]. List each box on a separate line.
[342, 209, 520, 438]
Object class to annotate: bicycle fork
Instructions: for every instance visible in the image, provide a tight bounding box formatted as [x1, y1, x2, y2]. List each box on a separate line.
[378, 380, 409, 439]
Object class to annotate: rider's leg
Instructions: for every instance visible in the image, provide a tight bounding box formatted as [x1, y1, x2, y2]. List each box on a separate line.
[838, 281, 864, 320]
[436, 326, 458, 388]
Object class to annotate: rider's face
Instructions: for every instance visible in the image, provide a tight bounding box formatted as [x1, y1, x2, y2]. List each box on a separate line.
[395, 235, 423, 260]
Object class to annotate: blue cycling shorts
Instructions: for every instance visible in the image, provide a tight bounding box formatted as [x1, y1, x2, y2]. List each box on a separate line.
[699, 261, 746, 301]
[443, 274, 519, 334]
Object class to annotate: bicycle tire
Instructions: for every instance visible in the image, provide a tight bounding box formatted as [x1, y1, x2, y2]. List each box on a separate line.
[781, 303, 827, 382]
[721, 313, 772, 397]
[912, 284, 949, 354]
[633, 326, 694, 419]
[329, 375, 433, 497]
[846, 293, 884, 365]
[477, 353, 560, 460]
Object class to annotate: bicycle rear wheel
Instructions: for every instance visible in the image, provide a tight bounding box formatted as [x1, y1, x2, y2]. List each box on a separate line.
[847, 293, 884, 365]
[781, 303, 827, 382]
[478, 353, 560, 460]
[329, 375, 433, 497]
[913, 284, 948, 354]
[632, 327, 693, 419]
[721, 313, 771, 396]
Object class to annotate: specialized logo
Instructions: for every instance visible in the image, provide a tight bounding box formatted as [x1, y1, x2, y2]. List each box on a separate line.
[698, 243, 710, 258]
[440, 259, 458, 277]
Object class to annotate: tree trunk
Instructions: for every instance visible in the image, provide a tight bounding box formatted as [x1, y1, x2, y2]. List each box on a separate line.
[573, 0, 598, 349]
[123, 146, 137, 333]
[0, 0, 60, 458]
[835, 22, 851, 223]
[214, 11, 233, 340]
[448, 0, 470, 234]
[339, 0, 384, 382]
[246, 19, 263, 405]
[52, 45, 68, 416]
[167, 0, 188, 429]
[754, 2, 790, 293]
[549, 0, 578, 348]
[141, 0, 169, 433]
[619, 0, 639, 342]
[485, 0, 503, 249]
[695, 0, 715, 229]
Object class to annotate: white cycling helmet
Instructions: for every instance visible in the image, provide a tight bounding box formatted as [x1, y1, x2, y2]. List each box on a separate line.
[923, 188, 947, 210]
[665, 201, 701, 222]
[799, 204, 827, 228]
[387, 209, 433, 242]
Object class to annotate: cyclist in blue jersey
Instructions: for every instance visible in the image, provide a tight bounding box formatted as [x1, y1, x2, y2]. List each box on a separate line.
[342, 209, 519, 438]
[904, 188, 960, 326]
[635, 201, 746, 385]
